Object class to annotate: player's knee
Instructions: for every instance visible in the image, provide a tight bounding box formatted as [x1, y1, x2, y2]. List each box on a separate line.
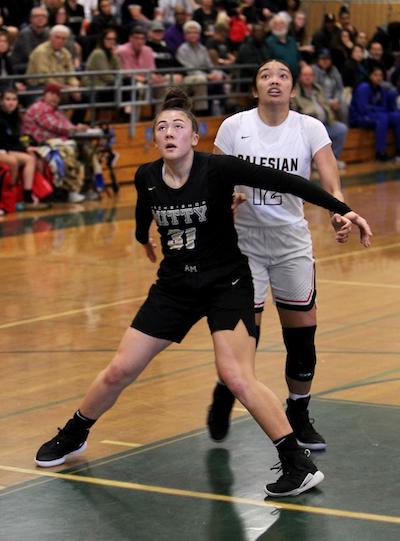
[103, 360, 133, 388]
[282, 326, 316, 381]
[221, 372, 250, 402]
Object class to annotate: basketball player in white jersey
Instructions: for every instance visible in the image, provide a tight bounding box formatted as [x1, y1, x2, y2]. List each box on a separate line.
[207, 59, 356, 450]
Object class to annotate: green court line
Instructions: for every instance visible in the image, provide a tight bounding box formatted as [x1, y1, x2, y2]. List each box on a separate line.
[1, 464, 400, 526]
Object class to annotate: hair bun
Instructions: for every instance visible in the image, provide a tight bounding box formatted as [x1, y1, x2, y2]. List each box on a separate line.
[162, 87, 192, 112]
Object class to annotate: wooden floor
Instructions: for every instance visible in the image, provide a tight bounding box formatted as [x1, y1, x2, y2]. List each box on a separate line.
[0, 160, 399, 540]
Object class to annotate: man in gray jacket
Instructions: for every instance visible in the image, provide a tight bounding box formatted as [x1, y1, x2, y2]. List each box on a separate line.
[313, 48, 348, 123]
[10, 6, 49, 74]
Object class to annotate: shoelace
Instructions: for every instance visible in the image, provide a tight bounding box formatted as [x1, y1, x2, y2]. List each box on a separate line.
[270, 448, 311, 475]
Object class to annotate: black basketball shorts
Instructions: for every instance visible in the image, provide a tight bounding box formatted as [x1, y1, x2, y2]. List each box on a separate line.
[131, 274, 257, 343]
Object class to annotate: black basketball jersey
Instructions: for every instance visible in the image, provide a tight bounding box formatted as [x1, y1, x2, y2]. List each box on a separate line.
[134, 152, 351, 289]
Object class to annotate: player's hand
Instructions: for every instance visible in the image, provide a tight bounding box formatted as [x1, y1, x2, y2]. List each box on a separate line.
[231, 192, 247, 216]
[331, 213, 352, 243]
[343, 211, 373, 247]
[143, 238, 157, 262]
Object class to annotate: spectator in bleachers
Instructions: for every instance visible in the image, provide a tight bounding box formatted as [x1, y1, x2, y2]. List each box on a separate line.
[42, 0, 64, 27]
[341, 44, 368, 90]
[26, 24, 86, 123]
[10, 7, 49, 75]
[120, 0, 158, 38]
[64, 0, 86, 37]
[22, 83, 89, 202]
[0, 30, 27, 93]
[87, 0, 119, 39]
[117, 25, 167, 105]
[336, 4, 357, 43]
[176, 19, 224, 113]
[292, 63, 348, 169]
[54, 6, 83, 68]
[85, 28, 121, 102]
[349, 66, 400, 162]
[146, 21, 184, 85]
[0, 0, 32, 30]
[312, 13, 340, 55]
[240, 0, 260, 26]
[227, 4, 249, 52]
[333, 28, 354, 71]
[206, 23, 235, 67]
[390, 67, 400, 111]
[364, 41, 394, 79]
[159, 0, 195, 27]
[0, 88, 49, 210]
[289, 10, 314, 63]
[193, 0, 218, 43]
[235, 23, 269, 91]
[79, 0, 98, 22]
[313, 48, 348, 122]
[266, 14, 301, 78]
[355, 31, 368, 53]
[164, 6, 187, 53]
[0, 7, 18, 46]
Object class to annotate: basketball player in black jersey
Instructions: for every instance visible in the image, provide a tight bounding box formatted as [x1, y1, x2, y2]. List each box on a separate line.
[35, 89, 371, 497]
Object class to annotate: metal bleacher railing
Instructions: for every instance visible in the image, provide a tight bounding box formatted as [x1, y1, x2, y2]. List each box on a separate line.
[4, 63, 259, 136]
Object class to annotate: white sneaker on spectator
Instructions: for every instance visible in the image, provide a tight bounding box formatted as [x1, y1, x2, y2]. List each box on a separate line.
[68, 192, 85, 203]
[336, 160, 346, 170]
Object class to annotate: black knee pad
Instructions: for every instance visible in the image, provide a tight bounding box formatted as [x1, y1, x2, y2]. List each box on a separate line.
[282, 326, 317, 382]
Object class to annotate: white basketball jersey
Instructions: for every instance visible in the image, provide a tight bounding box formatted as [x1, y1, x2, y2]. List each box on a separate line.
[214, 109, 331, 227]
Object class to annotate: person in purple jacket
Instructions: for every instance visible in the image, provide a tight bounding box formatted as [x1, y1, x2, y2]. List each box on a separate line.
[349, 65, 400, 161]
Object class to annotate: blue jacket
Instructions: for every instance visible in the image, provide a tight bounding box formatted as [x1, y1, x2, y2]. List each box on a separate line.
[349, 81, 397, 125]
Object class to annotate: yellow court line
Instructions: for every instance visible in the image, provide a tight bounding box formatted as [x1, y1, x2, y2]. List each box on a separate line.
[1, 465, 399, 526]
[101, 440, 143, 448]
[0, 296, 146, 330]
[318, 279, 400, 289]
[316, 241, 400, 263]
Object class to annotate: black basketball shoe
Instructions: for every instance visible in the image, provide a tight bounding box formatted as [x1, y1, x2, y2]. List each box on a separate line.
[35, 419, 89, 467]
[207, 382, 235, 441]
[265, 448, 324, 497]
[286, 397, 327, 451]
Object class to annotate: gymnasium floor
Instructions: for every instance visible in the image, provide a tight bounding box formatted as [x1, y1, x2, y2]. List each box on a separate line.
[0, 162, 399, 540]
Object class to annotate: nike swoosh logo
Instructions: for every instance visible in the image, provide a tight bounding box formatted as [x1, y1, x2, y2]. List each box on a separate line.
[147, 186, 156, 191]
[241, 136, 251, 139]
[231, 278, 240, 286]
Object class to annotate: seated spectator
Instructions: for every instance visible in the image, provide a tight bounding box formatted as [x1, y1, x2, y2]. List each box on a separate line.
[164, 5, 187, 53]
[349, 66, 400, 161]
[355, 31, 368, 53]
[391, 67, 400, 111]
[64, 0, 86, 38]
[120, 0, 158, 39]
[193, 0, 218, 43]
[85, 28, 121, 103]
[10, 7, 49, 75]
[26, 24, 86, 123]
[312, 13, 341, 55]
[332, 28, 354, 71]
[313, 48, 348, 122]
[206, 24, 236, 67]
[235, 23, 270, 91]
[227, 4, 249, 52]
[42, 0, 64, 27]
[266, 14, 301, 78]
[292, 63, 348, 169]
[176, 20, 224, 113]
[0, 30, 26, 94]
[117, 26, 168, 106]
[22, 83, 89, 202]
[0, 88, 49, 210]
[79, 0, 98, 22]
[85, 0, 119, 59]
[364, 41, 394, 79]
[240, 0, 260, 26]
[54, 6, 83, 69]
[336, 4, 357, 43]
[158, 0, 194, 27]
[289, 10, 314, 64]
[146, 21, 184, 86]
[283, 0, 301, 20]
[341, 44, 368, 91]
[0, 9, 18, 46]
